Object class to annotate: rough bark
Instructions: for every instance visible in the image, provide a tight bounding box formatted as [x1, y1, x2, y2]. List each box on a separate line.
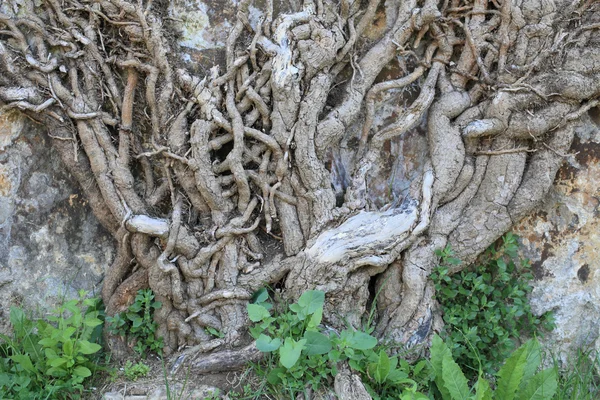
[1, 0, 599, 378]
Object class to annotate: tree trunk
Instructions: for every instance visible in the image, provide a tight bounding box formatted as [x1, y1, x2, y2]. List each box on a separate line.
[1, 0, 598, 371]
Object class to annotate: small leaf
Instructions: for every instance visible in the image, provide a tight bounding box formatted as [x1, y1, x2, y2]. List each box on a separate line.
[73, 366, 92, 378]
[256, 334, 281, 352]
[38, 337, 58, 347]
[307, 307, 323, 331]
[247, 304, 270, 322]
[303, 331, 332, 355]
[63, 340, 74, 357]
[49, 357, 67, 367]
[288, 303, 307, 320]
[61, 327, 77, 342]
[267, 368, 286, 385]
[77, 340, 102, 355]
[252, 288, 269, 304]
[387, 368, 409, 384]
[84, 316, 103, 328]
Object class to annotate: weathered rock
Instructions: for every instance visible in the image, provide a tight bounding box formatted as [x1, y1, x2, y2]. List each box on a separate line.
[514, 112, 600, 356]
[0, 112, 114, 328]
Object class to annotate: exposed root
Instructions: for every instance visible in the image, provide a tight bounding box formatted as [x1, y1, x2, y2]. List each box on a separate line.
[1, 0, 598, 372]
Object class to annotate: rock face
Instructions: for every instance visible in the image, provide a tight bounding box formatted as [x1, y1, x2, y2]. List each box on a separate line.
[514, 111, 600, 355]
[0, 112, 114, 328]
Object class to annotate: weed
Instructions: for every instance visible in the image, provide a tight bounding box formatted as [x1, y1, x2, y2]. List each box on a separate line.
[162, 356, 191, 400]
[429, 334, 557, 400]
[123, 360, 150, 381]
[247, 288, 427, 399]
[0, 290, 104, 399]
[553, 347, 600, 400]
[431, 233, 555, 377]
[106, 288, 163, 356]
[205, 327, 225, 339]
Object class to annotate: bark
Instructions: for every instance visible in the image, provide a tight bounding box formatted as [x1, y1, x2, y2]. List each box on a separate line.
[1, 0, 599, 378]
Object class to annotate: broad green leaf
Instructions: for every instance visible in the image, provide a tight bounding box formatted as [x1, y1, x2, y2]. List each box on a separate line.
[297, 290, 325, 314]
[345, 330, 378, 350]
[77, 340, 102, 355]
[387, 368, 409, 384]
[516, 368, 558, 400]
[279, 337, 306, 369]
[46, 366, 68, 377]
[44, 348, 59, 361]
[430, 335, 453, 400]
[496, 341, 529, 400]
[73, 366, 92, 378]
[247, 304, 270, 322]
[474, 376, 493, 400]
[303, 331, 332, 355]
[10, 354, 36, 373]
[63, 340, 74, 357]
[49, 357, 67, 367]
[256, 334, 281, 352]
[131, 317, 143, 328]
[38, 337, 58, 347]
[84, 316, 103, 328]
[61, 327, 77, 341]
[441, 352, 470, 400]
[519, 340, 542, 391]
[373, 350, 391, 384]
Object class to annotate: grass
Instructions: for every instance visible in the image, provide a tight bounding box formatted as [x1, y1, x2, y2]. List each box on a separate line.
[554, 347, 600, 400]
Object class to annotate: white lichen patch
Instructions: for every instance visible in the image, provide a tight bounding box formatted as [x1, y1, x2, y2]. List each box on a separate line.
[169, 0, 231, 50]
[306, 205, 418, 265]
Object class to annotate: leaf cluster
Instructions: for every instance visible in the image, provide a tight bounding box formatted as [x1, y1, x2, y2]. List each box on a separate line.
[431, 233, 555, 377]
[0, 290, 104, 399]
[106, 289, 163, 356]
[247, 288, 427, 399]
[123, 360, 150, 381]
[430, 335, 558, 400]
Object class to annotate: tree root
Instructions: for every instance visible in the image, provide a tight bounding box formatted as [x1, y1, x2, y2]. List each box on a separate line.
[1, 0, 598, 371]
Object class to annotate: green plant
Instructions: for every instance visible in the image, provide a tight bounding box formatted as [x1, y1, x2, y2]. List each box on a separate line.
[123, 360, 150, 381]
[0, 290, 104, 399]
[431, 233, 555, 377]
[162, 356, 191, 400]
[205, 326, 225, 339]
[358, 349, 431, 400]
[247, 288, 427, 399]
[429, 334, 558, 400]
[553, 347, 600, 400]
[107, 288, 163, 356]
